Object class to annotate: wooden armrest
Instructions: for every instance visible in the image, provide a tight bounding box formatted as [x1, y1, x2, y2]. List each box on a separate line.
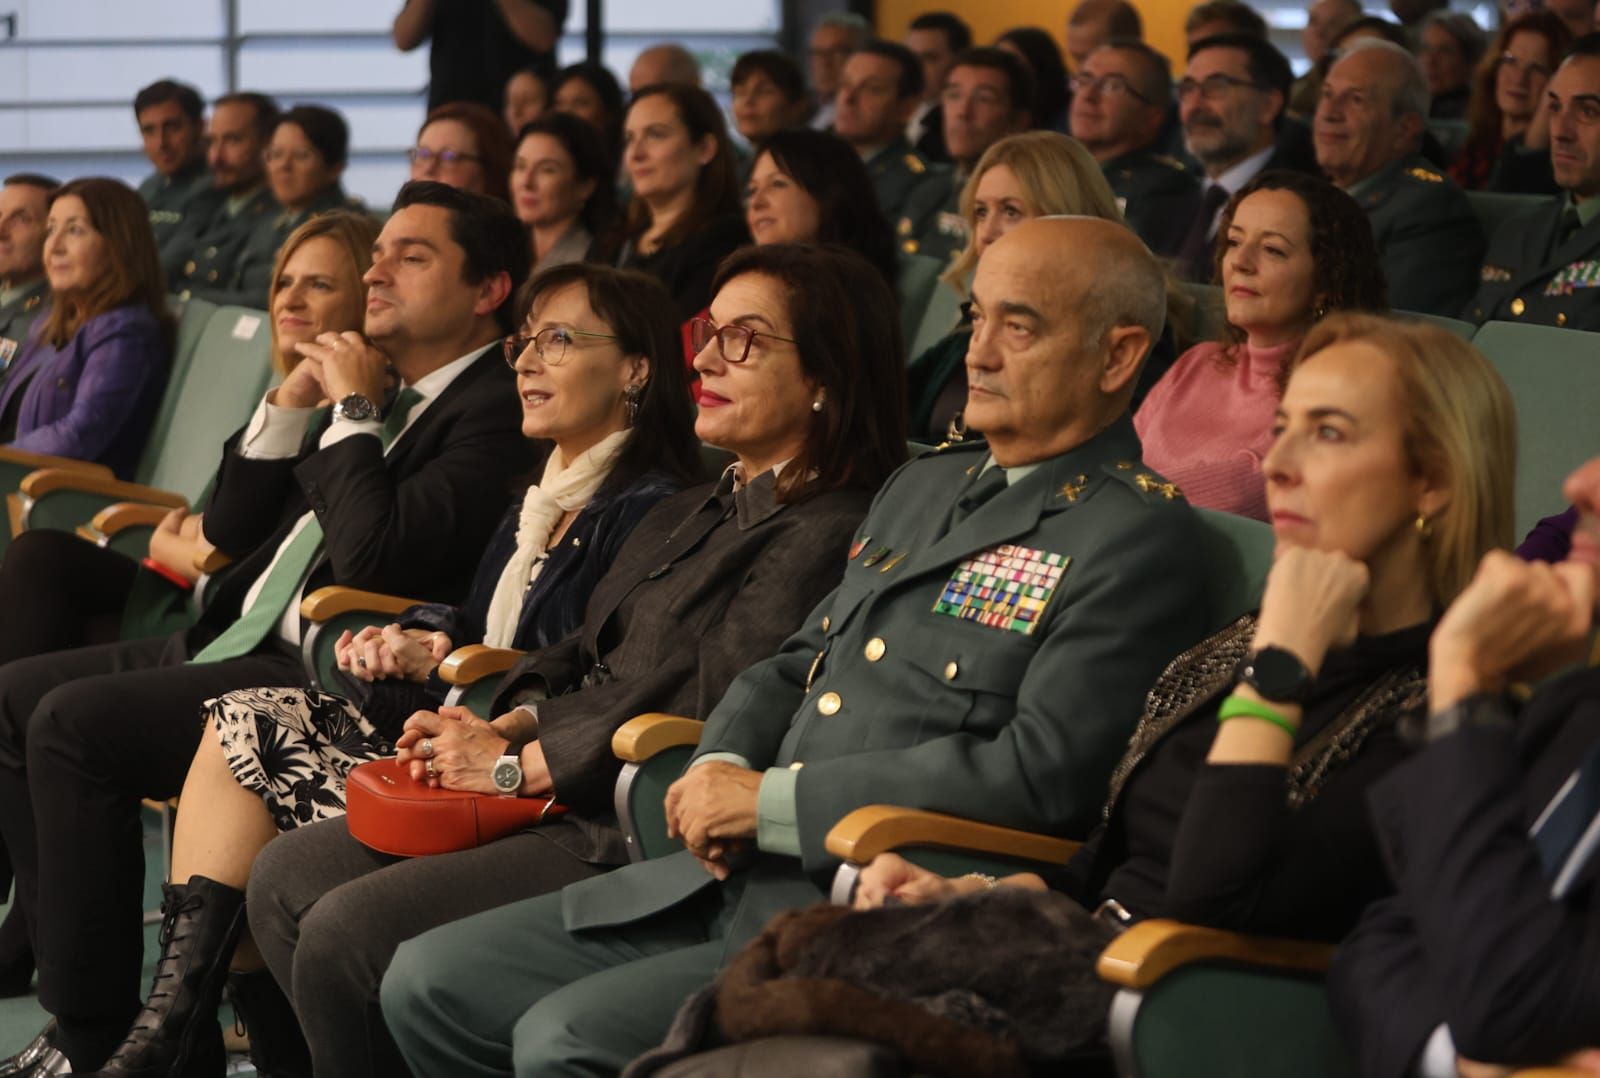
[0, 447, 114, 479]
[1513, 1070, 1597, 1077]
[437, 644, 524, 685]
[194, 549, 232, 574]
[611, 714, 704, 763]
[18, 469, 187, 507]
[298, 586, 422, 622]
[1095, 919, 1335, 991]
[825, 805, 1080, 866]
[88, 502, 177, 539]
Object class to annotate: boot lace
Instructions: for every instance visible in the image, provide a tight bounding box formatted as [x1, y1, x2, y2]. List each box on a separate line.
[106, 889, 206, 1062]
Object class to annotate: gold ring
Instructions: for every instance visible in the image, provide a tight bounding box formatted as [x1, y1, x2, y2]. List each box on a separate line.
[425, 759, 436, 778]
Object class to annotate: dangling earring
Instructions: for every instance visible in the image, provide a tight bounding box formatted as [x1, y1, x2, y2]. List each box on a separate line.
[1414, 513, 1433, 540]
[623, 383, 642, 427]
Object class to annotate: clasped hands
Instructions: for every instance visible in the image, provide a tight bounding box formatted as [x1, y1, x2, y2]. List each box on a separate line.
[334, 623, 451, 683]
[147, 506, 213, 583]
[273, 331, 392, 410]
[393, 705, 552, 796]
[663, 762, 762, 880]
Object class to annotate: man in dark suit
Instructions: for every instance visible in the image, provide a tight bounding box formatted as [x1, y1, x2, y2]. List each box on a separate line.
[904, 12, 971, 163]
[1330, 458, 1600, 1078]
[1467, 35, 1600, 330]
[0, 180, 531, 1075]
[1314, 38, 1484, 316]
[380, 216, 1214, 1075]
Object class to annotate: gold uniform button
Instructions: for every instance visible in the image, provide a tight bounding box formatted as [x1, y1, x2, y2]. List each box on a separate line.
[1558, 311, 1568, 326]
[944, 661, 959, 680]
[183, 260, 196, 275]
[1511, 297, 1526, 316]
[817, 691, 841, 716]
[207, 270, 219, 282]
[821, 615, 830, 632]
[864, 637, 886, 662]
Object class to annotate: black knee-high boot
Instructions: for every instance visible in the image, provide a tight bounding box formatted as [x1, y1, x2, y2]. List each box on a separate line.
[86, 875, 245, 1078]
[226, 969, 311, 1078]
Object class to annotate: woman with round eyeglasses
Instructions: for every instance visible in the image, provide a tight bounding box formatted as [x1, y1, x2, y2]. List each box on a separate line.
[410, 102, 514, 202]
[1450, 10, 1573, 191]
[87, 263, 702, 1076]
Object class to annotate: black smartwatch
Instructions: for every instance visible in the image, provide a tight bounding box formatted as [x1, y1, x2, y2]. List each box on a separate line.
[1238, 646, 1316, 704]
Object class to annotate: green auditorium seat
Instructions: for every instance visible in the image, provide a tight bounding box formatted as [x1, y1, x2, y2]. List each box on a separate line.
[1396, 310, 1475, 339]
[1182, 282, 1227, 343]
[909, 276, 964, 363]
[1465, 190, 1547, 246]
[896, 252, 946, 360]
[1470, 319, 1600, 537]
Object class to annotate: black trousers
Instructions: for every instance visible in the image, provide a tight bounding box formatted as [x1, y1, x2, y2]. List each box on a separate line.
[0, 629, 301, 1052]
[0, 528, 141, 664]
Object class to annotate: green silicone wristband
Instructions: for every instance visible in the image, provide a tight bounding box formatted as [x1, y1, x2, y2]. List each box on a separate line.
[1217, 693, 1299, 739]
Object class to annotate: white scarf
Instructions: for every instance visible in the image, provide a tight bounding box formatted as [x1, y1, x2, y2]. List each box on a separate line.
[482, 428, 631, 648]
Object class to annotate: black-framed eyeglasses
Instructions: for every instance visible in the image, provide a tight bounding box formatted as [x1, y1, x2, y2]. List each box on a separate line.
[1175, 74, 1261, 101]
[409, 147, 483, 167]
[1068, 72, 1154, 104]
[689, 317, 797, 364]
[503, 327, 621, 368]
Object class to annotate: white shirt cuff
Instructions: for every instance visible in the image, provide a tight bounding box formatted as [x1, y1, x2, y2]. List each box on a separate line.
[241, 393, 317, 459]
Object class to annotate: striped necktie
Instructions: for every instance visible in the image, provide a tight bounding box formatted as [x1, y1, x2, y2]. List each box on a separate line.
[1532, 737, 1600, 900]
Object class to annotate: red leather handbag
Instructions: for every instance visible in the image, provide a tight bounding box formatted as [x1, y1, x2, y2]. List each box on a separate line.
[344, 756, 567, 857]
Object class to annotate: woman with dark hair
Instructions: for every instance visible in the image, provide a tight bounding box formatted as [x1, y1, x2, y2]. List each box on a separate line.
[1135, 171, 1386, 521]
[411, 101, 514, 202]
[730, 50, 812, 148]
[241, 244, 905, 1078]
[1449, 10, 1572, 190]
[996, 26, 1070, 133]
[511, 113, 616, 273]
[88, 263, 702, 1077]
[550, 61, 626, 163]
[745, 129, 896, 288]
[0, 177, 169, 480]
[612, 83, 748, 324]
[503, 65, 550, 138]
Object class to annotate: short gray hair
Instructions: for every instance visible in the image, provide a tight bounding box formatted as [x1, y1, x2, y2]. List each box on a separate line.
[814, 12, 871, 49]
[1040, 214, 1167, 351]
[1341, 37, 1431, 121]
[1420, 11, 1488, 70]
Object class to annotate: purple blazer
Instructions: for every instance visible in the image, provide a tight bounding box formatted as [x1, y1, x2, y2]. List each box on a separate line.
[0, 304, 168, 479]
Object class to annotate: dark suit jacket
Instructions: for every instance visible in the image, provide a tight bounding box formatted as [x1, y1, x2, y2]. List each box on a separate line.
[492, 471, 875, 864]
[1466, 197, 1600, 330]
[1329, 667, 1600, 1078]
[196, 347, 530, 644]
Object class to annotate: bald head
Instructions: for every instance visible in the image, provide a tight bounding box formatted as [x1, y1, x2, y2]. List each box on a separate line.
[965, 217, 1164, 463]
[630, 44, 702, 92]
[1315, 39, 1428, 186]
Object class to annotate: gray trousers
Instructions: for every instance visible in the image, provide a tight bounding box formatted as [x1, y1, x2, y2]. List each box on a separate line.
[381, 886, 728, 1077]
[245, 816, 607, 1078]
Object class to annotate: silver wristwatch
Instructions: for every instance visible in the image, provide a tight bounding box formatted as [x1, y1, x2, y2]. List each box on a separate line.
[491, 753, 523, 797]
[331, 393, 379, 423]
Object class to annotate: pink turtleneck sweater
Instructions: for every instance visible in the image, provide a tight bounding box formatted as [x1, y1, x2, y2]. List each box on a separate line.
[1133, 338, 1298, 522]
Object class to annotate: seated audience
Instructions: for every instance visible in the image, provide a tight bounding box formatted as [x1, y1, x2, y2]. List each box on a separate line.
[0, 181, 532, 1075]
[1314, 39, 1484, 316]
[629, 43, 702, 92]
[669, 313, 1517, 1074]
[378, 217, 1215, 1075]
[0, 174, 55, 365]
[219, 104, 362, 309]
[1184, 0, 1268, 47]
[729, 50, 812, 152]
[0, 178, 170, 480]
[92, 262, 701, 1078]
[1065, 0, 1143, 70]
[411, 101, 513, 203]
[1175, 33, 1307, 281]
[904, 11, 972, 161]
[1331, 459, 1600, 1078]
[808, 13, 871, 131]
[1290, 0, 1362, 117]
[1070, 39, 1200, 257]
[242, 244, 909, 1078]
[1450, 12, 1573, 191]
[131, 79, 209, 260]
[550, 61, 626, 164]
[1137, 171, 1386, 520]
[502, 64, 549, 139]
[164, 93, 280, 301]
[831, 40, 949, 241]
[911, 46, 1035, 263]
[610, 83, 747, 324]
[1419, 12, 1486, 121]
[996, 27, 1070, 133]
[1467, 33, 1600, 329]
[511, 112, 616, 273]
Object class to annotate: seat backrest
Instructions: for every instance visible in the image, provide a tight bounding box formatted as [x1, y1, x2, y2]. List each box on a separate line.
[131, 296, 220, 485]
[910, 277, 964, 361]
[1395, 310, 1475, 339]
[1193, 508, 1274, 629]
[142, 306, 275, 501]
[1182, 282, 1227, 344]
[1427, 118, 1467, 162]
[1471, 319, 1600, 537]
[1465, 190, 1546, 244]
[896, 253, 944, 359]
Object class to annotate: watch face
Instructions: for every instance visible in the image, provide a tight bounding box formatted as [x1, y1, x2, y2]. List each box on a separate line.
[1244, 646, 1314, 702]
[336, 394, 377, 422]
[492, 760, 520, 792]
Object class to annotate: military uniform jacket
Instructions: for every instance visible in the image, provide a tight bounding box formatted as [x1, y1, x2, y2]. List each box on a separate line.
[164, 184, 280, 301]
[1466, 196, 1600, 330]
[208, 185, 363, 310]
[1102, 147, 1200, 258]
[139, 162, 212, 265]
[904, 177, 966, 265]
[864, 137, 948, 245]
[560, 415, 1211, 951]
[1354, 155, 1484, 317]
[0, 279, 48, 372]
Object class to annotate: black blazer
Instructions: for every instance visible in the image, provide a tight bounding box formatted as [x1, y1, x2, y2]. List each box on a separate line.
[1329, 667, 1600, 1078]
[621, 213, 751, 324]
[196, 348, 531, 644]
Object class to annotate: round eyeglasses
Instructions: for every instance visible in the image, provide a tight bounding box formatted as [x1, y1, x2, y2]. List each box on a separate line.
[688, 317, 797, 364]
[503, 327, 621, 368]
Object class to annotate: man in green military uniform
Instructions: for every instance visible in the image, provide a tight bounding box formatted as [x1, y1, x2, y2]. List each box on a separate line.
[1468, 38, 1600, 330]
[0, 175, 55, 373]
[833, 40, 951, 250]
[904, 47, 1035, 266]
[132, 80, 212, 264]
[381, 216, 1214, 1075]
[1071, 40, 1200, 256]
[1315, 39, 1483, 316]
[164, 93, 281, 304]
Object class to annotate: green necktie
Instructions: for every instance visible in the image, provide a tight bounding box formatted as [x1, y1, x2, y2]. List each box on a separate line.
[191, 388, 424, 664]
